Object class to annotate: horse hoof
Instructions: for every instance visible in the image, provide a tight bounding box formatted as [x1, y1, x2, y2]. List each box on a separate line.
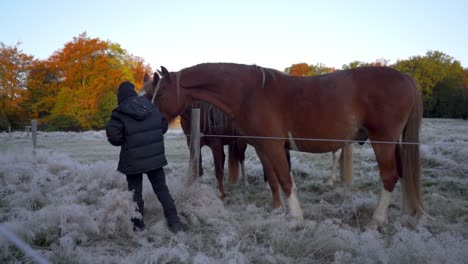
[365, 221, 378, 231]
[365, 218, 387, 231]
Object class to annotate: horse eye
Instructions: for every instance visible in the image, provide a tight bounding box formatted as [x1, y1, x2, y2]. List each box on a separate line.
[156, 89, 164, 99]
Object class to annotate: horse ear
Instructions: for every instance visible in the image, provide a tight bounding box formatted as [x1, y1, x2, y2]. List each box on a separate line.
[143, 73, 150, 83]
[152, 72, 160, 86]
[160, 66, 170, 79]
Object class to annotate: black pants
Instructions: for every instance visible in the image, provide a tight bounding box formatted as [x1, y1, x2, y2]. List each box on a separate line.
[126, 168, 180, 224]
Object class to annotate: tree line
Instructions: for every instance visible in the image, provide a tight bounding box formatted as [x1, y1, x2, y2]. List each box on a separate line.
[0, 32, 150, 131]
[285, 52, 468, 119]
[1, 33, 467, 131]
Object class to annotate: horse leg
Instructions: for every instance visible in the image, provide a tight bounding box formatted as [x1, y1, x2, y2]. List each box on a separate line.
[239, 141, 249, 186]
[262, 142, 303, 221]
[367, 139, 399, 229]
[199, 148, 204, 177]
[327, 148, 342, 185]
[210, 141, 226, 199]
[255, 148, 282, 209]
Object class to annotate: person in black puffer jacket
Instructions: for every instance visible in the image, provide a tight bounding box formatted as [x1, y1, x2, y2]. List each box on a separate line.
[106, 81, 188, 234]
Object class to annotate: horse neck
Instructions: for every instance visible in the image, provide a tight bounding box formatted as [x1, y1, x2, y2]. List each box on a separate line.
[181, 63, 260, 118]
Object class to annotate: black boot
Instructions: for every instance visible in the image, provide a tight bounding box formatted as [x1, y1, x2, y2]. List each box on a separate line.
[131, 218, 145, 231]
[168, 221, 188, 234]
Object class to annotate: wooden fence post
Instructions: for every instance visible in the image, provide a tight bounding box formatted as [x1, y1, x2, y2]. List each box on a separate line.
[187, 108, 201, 185]
[339, 144, 353, 186]
[31, 120, 37, 150]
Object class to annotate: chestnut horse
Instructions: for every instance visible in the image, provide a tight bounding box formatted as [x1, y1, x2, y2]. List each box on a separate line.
[141, 63, 422, 229]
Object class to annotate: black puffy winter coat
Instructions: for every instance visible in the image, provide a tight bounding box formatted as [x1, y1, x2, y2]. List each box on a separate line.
[106, 95, 168, 174]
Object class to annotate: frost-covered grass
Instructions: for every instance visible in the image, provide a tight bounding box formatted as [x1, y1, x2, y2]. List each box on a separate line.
[0, 119, 467, 263]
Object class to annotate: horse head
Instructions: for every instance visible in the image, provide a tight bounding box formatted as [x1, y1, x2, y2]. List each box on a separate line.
[139, 66, 190, 122]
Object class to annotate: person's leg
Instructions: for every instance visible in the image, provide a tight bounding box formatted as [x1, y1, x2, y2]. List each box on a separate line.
[146, 168, 180, 224]
[126, 173, 145, 230]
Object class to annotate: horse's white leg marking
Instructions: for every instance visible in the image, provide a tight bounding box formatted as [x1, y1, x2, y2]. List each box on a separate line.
[241, 162, 248, 186]
[327, 149, 342, 185]
[287, 131, 304, 222]
[288, 131, 299, 151]
[367, 188, 392, 230]
[287, 190, 303, 222]
[290, 171, 297, 191]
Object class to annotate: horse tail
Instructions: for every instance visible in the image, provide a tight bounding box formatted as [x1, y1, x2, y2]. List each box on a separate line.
[339, 144, 353, 186]
[399, 75, 423, 215]
[228, 140, 242, 184]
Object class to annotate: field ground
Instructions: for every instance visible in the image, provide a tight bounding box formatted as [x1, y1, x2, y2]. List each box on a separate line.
[0, 119, 467, 263]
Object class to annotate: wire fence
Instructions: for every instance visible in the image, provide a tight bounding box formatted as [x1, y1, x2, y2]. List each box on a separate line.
[172, 132, 467, 146]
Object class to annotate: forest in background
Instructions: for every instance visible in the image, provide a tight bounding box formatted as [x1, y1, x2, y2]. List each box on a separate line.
[1, 33, 467, 131]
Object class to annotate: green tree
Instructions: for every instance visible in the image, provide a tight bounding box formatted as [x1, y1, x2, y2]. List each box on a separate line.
[393, 51, 464, 117]
[342, 60, 373, 70]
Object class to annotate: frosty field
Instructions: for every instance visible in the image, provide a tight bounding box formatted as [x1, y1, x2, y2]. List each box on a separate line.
[0, 119, 467, 263]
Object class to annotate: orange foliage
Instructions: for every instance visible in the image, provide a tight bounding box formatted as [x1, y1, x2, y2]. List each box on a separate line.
[290, 63, 311, 76]
[0, 42, 34, 126]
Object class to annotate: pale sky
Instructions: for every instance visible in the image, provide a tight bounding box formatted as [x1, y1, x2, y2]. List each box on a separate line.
[1, 0, 467, 72]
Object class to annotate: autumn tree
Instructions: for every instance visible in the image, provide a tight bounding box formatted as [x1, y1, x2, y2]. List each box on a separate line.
[24, 60, 61, 119]
[0, 42, 34, 129]
[310, 63, 335, 75]
[285, 62, 336, 76]
[45, 32, 151, 130]
[285, 63, 311, 76]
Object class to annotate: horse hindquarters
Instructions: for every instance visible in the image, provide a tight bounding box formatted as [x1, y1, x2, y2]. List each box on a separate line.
[368, 87, 423, 229]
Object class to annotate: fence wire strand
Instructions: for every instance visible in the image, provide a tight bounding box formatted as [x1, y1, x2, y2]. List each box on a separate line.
[170, 133, 467, 146]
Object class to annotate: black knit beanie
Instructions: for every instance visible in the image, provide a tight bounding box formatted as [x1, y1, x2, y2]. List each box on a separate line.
[117, 81, 137, 104]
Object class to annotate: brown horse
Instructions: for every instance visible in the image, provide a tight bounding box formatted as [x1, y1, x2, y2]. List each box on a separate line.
[140, 63, 422, 229]
[179, 101, 249, 198]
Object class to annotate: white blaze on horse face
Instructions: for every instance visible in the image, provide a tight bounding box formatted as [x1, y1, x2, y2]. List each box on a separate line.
[287, 190, 303, 222]
[368, 188, 392, 229]
[288, 131, 299, 151]
[151, 78, 162, 103]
